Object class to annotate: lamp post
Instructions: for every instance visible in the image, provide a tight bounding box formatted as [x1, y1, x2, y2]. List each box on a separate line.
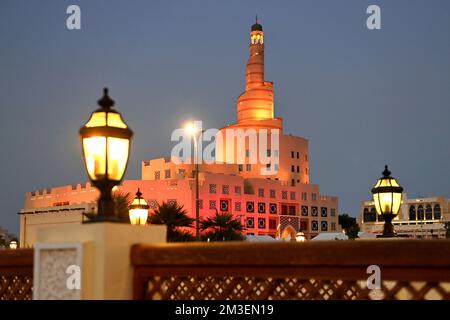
[79, 88, 133, 222]
[371, 165, 404, 238]
[129, 188, 149, 225]
[185, 121, 201, 240]
[9, 240, 18, 249]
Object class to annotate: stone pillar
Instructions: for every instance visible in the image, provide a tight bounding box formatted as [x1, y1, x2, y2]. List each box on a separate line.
[33, 223, 166, 300]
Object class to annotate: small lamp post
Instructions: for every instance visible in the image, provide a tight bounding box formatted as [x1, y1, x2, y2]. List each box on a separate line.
[9, 240, 18, 249]
[296, 232, 306, 242]
[371, 165, 404, 238]
[79, 88, 133, 222]
[129, 188, 149, 225]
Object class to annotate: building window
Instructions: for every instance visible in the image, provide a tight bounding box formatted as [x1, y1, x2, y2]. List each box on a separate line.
[281, 204, 288, 215]
[269, 189, 276, 198]
[331, 222, 336, 231]
[235, 201, 241, 211]
[209, 184, 217, 194]
[246, 201, 254, 213]
[311, 206, 318, 216]
[246, 217, 254, 228]
[154, 171, 160, 180]
[148, 199, 158, 209]
[296, 152, 299, 159]
[301, 206, 308, 216]
[164, 169, 171, 179]
[291, 165, 295, 172]
[167, 199, 177, 206]
[321, 221, 328, 231]
[301, 192, 307, 201]
[321, 207, 328, 217]
[417, 205, 424, 220]
[282, 191, 288, 199]
[311, 220, 319, 231]
[269, 203, 277, 214]
[238, 164, 243, 172]
[235, 186, 242, 195]
[291, 179, 295, 187]
[179, 168, 186, 175]
[267, 149, 271, 157]
[331, 208, 336, 217]
[312, 193, 317, 201]
[266, 163, 271, 171]
[363, 208, 376, 222]
[296, 166, 300, 173]
[246, 164, 252, 171]
[246, 149, 250, 157]
[425, 205, 432, 220]
[219, 199, 230, 212]
[300, 220, 308, 231]
[305, 154, 308, 161]
[291, 151, 295, 158]
[290, 192, 296, 200]
[269, 219, 277, 230]
[258, 202, 266, 213]
[258, 188, 264, 197]
[222, 185, 229, 194]
[434, 204, 441, 220]
[305, 168, 308, 175]
[209, 200, 216, 210]
[274, 164, 279, 172]
[409, 205, 416, 221]
[274, 150, 279, 157]
[258, 218, 266, 229]
[288, 205, 296, 215]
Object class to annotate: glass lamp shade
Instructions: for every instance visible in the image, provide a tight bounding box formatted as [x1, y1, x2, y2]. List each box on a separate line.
[9, 241, 18, 249]
[371, 165, 403, 216]
[79, 89, 133, 184]
[295, 232, 306, 242]
[129, 189, 149, 225]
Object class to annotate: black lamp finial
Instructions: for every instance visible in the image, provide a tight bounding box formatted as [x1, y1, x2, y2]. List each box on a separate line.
[98, 87, 115, 109]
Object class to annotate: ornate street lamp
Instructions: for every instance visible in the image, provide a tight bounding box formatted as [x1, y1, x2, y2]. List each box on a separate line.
[295, 232, 306, 242]
[129, 188, 149, 225]
[371, 165, 404, 237]
[79, 88, 133, 222]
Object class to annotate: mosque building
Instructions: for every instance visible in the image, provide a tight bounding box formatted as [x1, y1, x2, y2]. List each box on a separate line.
[18, 20, 340, 246]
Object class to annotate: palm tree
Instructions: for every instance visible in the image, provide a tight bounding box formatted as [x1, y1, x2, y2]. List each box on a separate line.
[148, 202, 195, 242]
[84, 190, 133, 223]
[200, 210, 244, 241]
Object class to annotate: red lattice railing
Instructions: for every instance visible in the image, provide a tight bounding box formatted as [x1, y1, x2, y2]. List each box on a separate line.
[131, 240, 450, 300]
[0, 249, 33, 300]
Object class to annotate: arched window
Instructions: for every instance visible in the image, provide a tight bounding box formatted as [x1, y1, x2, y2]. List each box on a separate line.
[373, 207, 384, 221]
[425, 205, 432, 220]
[417, 205, 424, 220]
[434, 204, 441, 220]
[363, 207, 376, 222]
[409, 205, 416, 221]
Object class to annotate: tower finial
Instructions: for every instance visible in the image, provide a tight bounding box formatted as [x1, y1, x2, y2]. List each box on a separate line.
[255, 15, 258, 24]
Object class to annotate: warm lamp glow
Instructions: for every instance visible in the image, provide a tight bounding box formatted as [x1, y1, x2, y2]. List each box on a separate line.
[184, 121, 198, 137]
[9, 241, 18, 249]
[79, 88, 133, 222]
[129, 188, 149, 225]
[295, 232, 306, 242]
[371, 166, 403, 216]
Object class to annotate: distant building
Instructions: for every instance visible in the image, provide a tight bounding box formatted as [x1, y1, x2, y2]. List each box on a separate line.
[359, 194, 449, 238]
[19, 20, 340, 246]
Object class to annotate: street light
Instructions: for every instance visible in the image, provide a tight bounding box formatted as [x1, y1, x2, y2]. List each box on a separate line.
[9, 240, 18, 249]
[296, 232, 306, 242]
[184, 121, 201, 240]
[79, 88, 133, 222]
[371, 165, 404, 237]
[129, 188, 149, 225]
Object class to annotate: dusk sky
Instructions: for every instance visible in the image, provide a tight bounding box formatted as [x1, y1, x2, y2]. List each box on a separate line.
[1, 0, 449, 235]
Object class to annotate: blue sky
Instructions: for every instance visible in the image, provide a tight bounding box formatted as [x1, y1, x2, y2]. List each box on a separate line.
[1, 0, 449, 235]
